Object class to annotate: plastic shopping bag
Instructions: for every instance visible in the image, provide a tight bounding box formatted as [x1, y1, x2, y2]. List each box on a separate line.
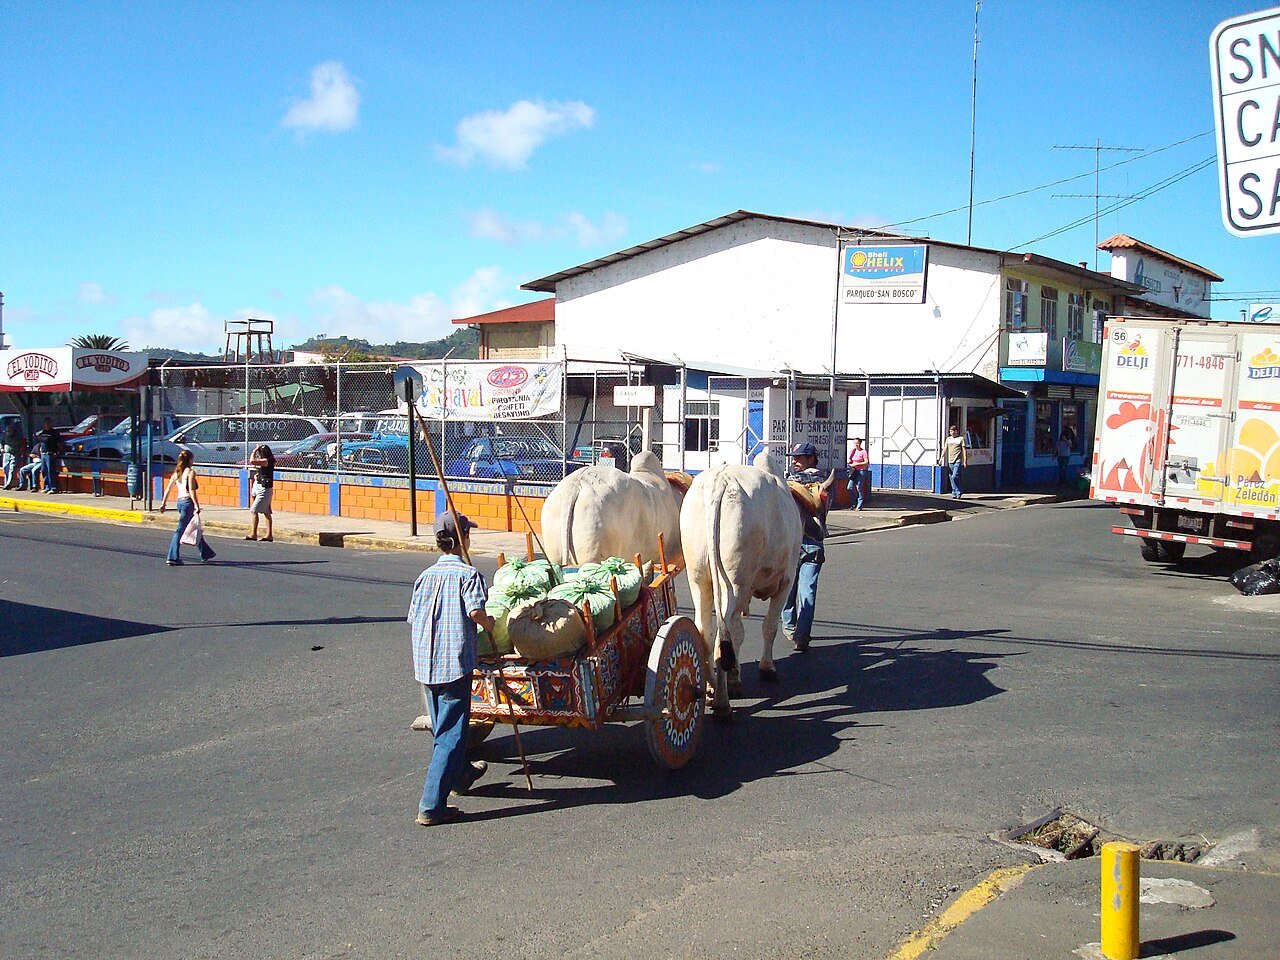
[180, 513, 203, 546]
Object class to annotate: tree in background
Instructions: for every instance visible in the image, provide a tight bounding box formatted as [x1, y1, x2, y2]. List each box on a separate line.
[68, 334, 130, 350]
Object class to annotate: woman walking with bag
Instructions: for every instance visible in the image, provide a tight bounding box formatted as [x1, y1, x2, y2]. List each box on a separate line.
[160, 449, 216, 565]
[245, 444, 275, 541]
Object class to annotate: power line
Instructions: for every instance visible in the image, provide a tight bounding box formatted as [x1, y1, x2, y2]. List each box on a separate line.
[875, 130, 1213, 232]
[1053, 139, 1144, 269]
[1012, 156, 1216, 249]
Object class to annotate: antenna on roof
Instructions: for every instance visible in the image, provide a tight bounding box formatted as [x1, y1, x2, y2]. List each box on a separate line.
[966, 0, 981, 246]
[1052, 138, 1143, 269]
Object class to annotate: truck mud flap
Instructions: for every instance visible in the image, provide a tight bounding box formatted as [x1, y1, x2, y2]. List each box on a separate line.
[1111, 526, 1250, 551]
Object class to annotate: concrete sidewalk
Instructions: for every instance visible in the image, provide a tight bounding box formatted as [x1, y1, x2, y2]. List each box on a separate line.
[0, 485, 1064, 557]
[911, 857, 1280, 960]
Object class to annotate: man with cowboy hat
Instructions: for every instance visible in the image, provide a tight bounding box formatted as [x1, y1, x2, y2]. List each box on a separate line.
[782, 441, 835, 653]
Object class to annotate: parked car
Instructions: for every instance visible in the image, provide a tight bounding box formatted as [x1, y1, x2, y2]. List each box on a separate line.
[445, 436, 586, 482]
[65, 415, 183, 461]
[166, 414, 328, 464]
[63, 414, 123, 440]
[239, 432, 372, 470]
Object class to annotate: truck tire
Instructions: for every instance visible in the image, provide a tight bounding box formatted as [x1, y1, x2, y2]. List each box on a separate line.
[1155, 541, 1186, 564]
[1140, 540, 1162, 562]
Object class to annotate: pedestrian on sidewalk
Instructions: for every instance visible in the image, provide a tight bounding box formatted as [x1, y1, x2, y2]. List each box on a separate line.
[3, 420, 25, 489]
[940, 425, 968, 499]
[408, 512, 493, 827]
[1055, 430, 1073, 488]
[245, 445, 275, 541]
[782, 441, 835, 653]
[846, 438, 870, 510]
[35, 418, 63, 494]
[159, 450, 216, 566]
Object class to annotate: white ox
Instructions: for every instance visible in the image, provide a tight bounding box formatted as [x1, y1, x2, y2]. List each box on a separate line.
[540, 451, 685, 567]
[680, 452, 803, 717]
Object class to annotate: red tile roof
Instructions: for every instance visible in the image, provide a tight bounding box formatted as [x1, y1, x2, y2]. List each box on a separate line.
[452, 298, 554, 325]
[1097, 234, 1223, 282]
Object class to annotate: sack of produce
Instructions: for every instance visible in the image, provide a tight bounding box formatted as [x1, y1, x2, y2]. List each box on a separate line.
[480, 579, 547, 656]
[593, 557, 643, 607]
[548, 577, 619, 632]
[493, 557, 562, 594]
[506, 598, 587, 660]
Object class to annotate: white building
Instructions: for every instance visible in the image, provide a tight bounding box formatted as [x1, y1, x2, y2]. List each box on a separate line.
[522, 210, 1143, 491]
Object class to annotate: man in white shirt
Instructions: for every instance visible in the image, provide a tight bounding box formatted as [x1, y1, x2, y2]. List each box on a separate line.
[940, 425, 968, 499]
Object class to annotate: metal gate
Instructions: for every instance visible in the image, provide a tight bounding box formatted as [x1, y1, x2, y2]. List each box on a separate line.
[870, 383, 939, 490]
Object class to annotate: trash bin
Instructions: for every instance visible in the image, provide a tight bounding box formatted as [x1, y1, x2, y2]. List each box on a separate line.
[126, 461, 141, 499]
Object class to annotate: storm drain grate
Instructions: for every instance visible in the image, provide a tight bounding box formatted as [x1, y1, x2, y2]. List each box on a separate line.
[1001, 808, 1208, 863]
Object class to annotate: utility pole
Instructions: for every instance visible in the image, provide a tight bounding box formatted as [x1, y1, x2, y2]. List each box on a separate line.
[1052, 139, 1143, 269]
[966, 0, 981, 246]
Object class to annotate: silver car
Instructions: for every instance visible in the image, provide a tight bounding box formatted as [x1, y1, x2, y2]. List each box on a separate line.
[166, 414, 328, 464]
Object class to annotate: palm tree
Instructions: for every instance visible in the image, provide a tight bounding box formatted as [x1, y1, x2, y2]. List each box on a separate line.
[68, 334, 129, 350]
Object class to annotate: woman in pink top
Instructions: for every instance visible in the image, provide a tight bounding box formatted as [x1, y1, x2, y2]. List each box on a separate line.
[847, 438, 870, 510]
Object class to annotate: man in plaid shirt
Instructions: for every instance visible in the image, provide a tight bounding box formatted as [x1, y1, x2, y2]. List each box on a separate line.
[408, 512, 494, 826]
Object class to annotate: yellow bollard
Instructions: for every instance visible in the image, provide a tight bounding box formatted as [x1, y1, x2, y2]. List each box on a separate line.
[1100, 841, 1141, 960]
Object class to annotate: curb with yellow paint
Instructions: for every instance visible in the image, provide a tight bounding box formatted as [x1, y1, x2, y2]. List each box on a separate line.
[0, 495, 145, 524]
[886, 863, 1038, 960]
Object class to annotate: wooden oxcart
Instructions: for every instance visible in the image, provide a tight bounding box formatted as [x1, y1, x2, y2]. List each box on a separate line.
[416, 543, 707, 771]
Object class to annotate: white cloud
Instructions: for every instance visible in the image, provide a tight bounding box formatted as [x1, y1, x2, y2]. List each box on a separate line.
[121, 303, 292, 353]
[692, 161, 722, 174]
[76, 281, 116, 307]
[309, 268, 513, 343]
[438, 99, 595, 170]
[465, 208, 626, 247]
[282, 61, 359, 133]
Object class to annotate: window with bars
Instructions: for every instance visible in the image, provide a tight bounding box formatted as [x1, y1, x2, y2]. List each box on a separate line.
[1067, 293, 1085, 341]
[1005, 278, 1029, 330]
[684, 400, 719, 452]
[1040, 287, 1059, 339]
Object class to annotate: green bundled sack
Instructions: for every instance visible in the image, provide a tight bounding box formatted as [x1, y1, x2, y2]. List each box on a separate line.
[571, 558, 643, 609]
[479, 579, 546, 657]
[548, 577, 618, 632]
[493, 557, 561, 594]
[507, 597, 587, 660]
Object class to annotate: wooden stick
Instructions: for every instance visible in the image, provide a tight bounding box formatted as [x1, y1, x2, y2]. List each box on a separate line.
[525, 530, 534, 561]
[415, 416, 533, 791]
[497, 551, 506, 568]
[657, 531, 668, 574]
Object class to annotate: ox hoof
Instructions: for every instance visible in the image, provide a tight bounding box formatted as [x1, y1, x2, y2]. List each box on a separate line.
[726, 678, 745, 699]
[758, 665, 779, 684]
[712, 703, 735, 722]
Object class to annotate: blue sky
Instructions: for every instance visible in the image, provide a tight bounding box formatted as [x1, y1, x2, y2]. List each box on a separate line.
[2, 1, 1276, 352]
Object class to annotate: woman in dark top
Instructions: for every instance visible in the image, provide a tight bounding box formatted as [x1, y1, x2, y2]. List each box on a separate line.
[246, 445, 275, 541]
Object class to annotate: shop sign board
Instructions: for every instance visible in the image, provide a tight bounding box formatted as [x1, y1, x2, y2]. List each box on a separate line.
[1210, 6, 1280, 237]
[1247, 302, 1279, 323]
[1006, 331, 1048, 367]
[838, 244, 928, 307]
[411, 361, 563, 421]
[1063, 339, 1102, 374]
[1, 348, 149, 392]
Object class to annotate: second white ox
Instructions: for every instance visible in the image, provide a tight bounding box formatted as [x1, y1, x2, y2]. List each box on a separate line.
[540, 451, 685, 567]
[680, 451, 803, 716]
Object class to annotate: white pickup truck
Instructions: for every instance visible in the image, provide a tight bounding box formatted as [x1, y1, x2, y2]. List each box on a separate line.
[1091, 315, 1280, 564]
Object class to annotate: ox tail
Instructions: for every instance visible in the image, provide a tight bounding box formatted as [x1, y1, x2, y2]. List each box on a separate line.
[561, 486, 578, 566]
[705, 467, 738, 673]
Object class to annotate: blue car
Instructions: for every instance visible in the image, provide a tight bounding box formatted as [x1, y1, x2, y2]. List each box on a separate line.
[64, 416, 183, 462]
[445, 436, 585, 482]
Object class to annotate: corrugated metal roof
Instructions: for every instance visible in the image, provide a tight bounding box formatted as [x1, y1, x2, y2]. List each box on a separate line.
[1097, 234, 1224, 282]
[522, 209, 1140, 294]
[452, 297, 554, 326]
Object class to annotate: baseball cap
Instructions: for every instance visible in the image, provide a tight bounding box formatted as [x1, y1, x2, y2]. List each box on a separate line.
[434, 511, 477, 537]
[789, 441, 818, 458]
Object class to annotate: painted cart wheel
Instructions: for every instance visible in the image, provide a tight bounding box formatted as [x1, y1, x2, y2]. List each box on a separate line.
[643, 616, 706, 770]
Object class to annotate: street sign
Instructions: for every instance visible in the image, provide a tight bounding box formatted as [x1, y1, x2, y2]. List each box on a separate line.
[1210, 6, 1280, 237]
[613, 384, 656, 407]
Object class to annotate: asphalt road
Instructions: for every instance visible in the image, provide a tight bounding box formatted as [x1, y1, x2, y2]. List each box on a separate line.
[2, 504, 1277, 960]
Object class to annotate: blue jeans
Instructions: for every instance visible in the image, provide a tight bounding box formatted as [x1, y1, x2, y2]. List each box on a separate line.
[1057, 456, 1070, 486]
[167, 498, 215, 563]
[18, 461, 42, 490]
[3, 450, 19, 487]
[41, 452, 59, 492]
[782, 541, 825, 642]
[419, 675, 472, 817]
[847, 468, 865, 509]
[948, 462, 963, 498]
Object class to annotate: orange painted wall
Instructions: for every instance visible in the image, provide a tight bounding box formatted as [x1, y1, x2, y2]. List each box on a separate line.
[272, 479, 329, 516]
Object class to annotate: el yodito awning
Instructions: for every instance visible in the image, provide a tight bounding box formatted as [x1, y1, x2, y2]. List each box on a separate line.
[1, 348, 150, 392]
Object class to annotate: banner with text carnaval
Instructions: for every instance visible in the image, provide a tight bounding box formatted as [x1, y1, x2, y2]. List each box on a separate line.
[412, 361, 563, 421]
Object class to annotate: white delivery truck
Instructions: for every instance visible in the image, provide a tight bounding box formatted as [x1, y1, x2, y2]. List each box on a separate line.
[1091, 316, 1280, 564]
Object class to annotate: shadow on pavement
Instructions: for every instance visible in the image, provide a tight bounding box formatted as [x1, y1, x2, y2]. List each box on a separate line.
[1140, 929, 1235, 956]
[461, 629, 1010, 821]
[1, 599, 172, 657]
[180, 614, 405, 628]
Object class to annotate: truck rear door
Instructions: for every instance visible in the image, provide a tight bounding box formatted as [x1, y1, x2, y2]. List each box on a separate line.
[1159, 329, 1236, 505]
[1224, 329, 1280, 518]
[1094, 320, 1166, 501]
